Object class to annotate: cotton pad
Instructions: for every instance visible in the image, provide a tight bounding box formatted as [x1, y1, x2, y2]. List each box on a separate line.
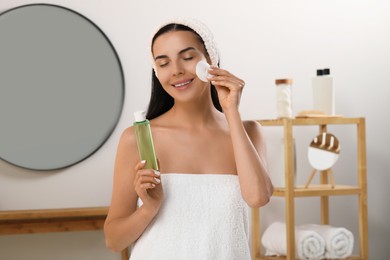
[196, 60, 211, 82]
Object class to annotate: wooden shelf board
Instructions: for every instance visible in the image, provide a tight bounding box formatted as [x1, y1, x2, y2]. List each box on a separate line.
[0, 207, 131, 260]
[0, 218, 105, 235]
[0, 207, 108, 221]
[0, 207, 109, 235]
[258, 117, 362, 126]
[273, 185, 361, 197]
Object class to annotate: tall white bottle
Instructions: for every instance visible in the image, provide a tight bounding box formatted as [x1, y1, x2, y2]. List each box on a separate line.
[312, 68, 335, 115]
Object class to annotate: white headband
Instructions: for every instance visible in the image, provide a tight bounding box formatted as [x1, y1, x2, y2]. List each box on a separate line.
[150, 17, 220, 70]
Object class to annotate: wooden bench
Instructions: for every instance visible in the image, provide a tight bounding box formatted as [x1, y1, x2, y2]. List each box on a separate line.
[0, 207, 129, 260]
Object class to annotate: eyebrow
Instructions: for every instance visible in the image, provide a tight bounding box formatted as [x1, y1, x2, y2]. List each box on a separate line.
[154, 47, 196, 61]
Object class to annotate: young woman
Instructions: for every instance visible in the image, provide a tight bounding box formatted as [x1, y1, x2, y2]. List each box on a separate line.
[104, 18, 273, 259]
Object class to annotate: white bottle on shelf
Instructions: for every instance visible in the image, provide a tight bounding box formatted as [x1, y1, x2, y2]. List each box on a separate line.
[312, 68, 335, 115]
[275, 78, 293, 118]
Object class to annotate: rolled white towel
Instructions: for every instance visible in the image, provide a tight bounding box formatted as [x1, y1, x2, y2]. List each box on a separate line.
[262, 222, 325, 260]
[299, 224, 354, 259]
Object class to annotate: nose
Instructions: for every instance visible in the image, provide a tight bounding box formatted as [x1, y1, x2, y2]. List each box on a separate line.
[171, 60, 184, 76]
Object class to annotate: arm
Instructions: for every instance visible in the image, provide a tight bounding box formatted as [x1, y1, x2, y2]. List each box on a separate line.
[226, 111, 274, 208]
[209, 67, 273, 208]
[104, 127, 162, 252]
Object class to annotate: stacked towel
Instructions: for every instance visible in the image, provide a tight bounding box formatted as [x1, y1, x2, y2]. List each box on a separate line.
[299, 224, 354, 259]
[261, 222, 325, 260]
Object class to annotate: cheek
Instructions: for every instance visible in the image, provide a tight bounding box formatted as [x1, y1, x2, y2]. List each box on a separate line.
[182, 60, 199, 76]
[155, 70, 171, 89]
[189, 62, 198, 74]
[155, 67, 167, 80]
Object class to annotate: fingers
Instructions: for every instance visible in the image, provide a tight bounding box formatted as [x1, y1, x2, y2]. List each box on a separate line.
[211, 78, 244, 90]
[207, 67, 245, 89]
[134, 160, 161, 191]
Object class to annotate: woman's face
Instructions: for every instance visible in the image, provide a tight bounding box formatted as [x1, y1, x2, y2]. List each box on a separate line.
[152, 30, 210, 102]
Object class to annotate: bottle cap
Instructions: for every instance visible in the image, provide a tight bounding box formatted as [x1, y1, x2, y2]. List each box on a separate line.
[196, 60, 211, 82]
[323, 68, 330, 75]
[317, 69, 324, 76]
[275, 79, 293, 85]
[134, 110, 146, 122]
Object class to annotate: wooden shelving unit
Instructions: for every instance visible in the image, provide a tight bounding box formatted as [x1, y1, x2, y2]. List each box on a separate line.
[251, 117, 368, 260]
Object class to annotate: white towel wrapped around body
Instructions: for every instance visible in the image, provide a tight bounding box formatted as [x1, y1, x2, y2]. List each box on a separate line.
[130, 174, 251, 260]
[262, 222, 325, 260]
[299, 224, 354, 259]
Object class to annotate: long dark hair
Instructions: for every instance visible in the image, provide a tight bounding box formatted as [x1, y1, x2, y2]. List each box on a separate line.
[146, 23, 222, 120]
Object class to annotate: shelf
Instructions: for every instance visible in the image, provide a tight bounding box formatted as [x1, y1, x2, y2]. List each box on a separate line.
[273, 185, 361, 197]
[0, 207, 108, 221]
[251, 117, 368, 260]
[0, 207, 108, 235]
[0, 207, 130, 260]
[258, 117, 363, 126]
[255, 255, 362, 260]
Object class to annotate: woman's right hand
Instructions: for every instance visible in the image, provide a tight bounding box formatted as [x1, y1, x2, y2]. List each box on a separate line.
[133, 160, 163, 215]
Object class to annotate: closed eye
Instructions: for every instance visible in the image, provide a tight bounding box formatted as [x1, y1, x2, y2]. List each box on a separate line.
[159, 62, 169, 68]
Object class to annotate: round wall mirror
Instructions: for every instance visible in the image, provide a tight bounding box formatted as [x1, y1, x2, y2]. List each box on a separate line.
[0, 4, 124, 171]
[308, 132, 340, 171]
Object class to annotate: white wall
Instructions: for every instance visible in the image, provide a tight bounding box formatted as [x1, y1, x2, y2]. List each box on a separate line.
[1, 0, 389, 259]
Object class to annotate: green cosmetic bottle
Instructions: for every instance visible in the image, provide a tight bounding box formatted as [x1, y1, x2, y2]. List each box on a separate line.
[133, 111, 159, 170]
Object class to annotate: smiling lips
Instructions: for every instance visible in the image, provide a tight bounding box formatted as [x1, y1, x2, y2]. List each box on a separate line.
[172, 79, 193, 89]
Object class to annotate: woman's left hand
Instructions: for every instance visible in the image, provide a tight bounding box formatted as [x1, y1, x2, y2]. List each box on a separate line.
[207, 66, 245, 112]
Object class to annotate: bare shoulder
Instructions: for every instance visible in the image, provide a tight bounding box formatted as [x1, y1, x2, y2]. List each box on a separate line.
[117, 126, 138, 158]
[119, 125, 137, 145]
